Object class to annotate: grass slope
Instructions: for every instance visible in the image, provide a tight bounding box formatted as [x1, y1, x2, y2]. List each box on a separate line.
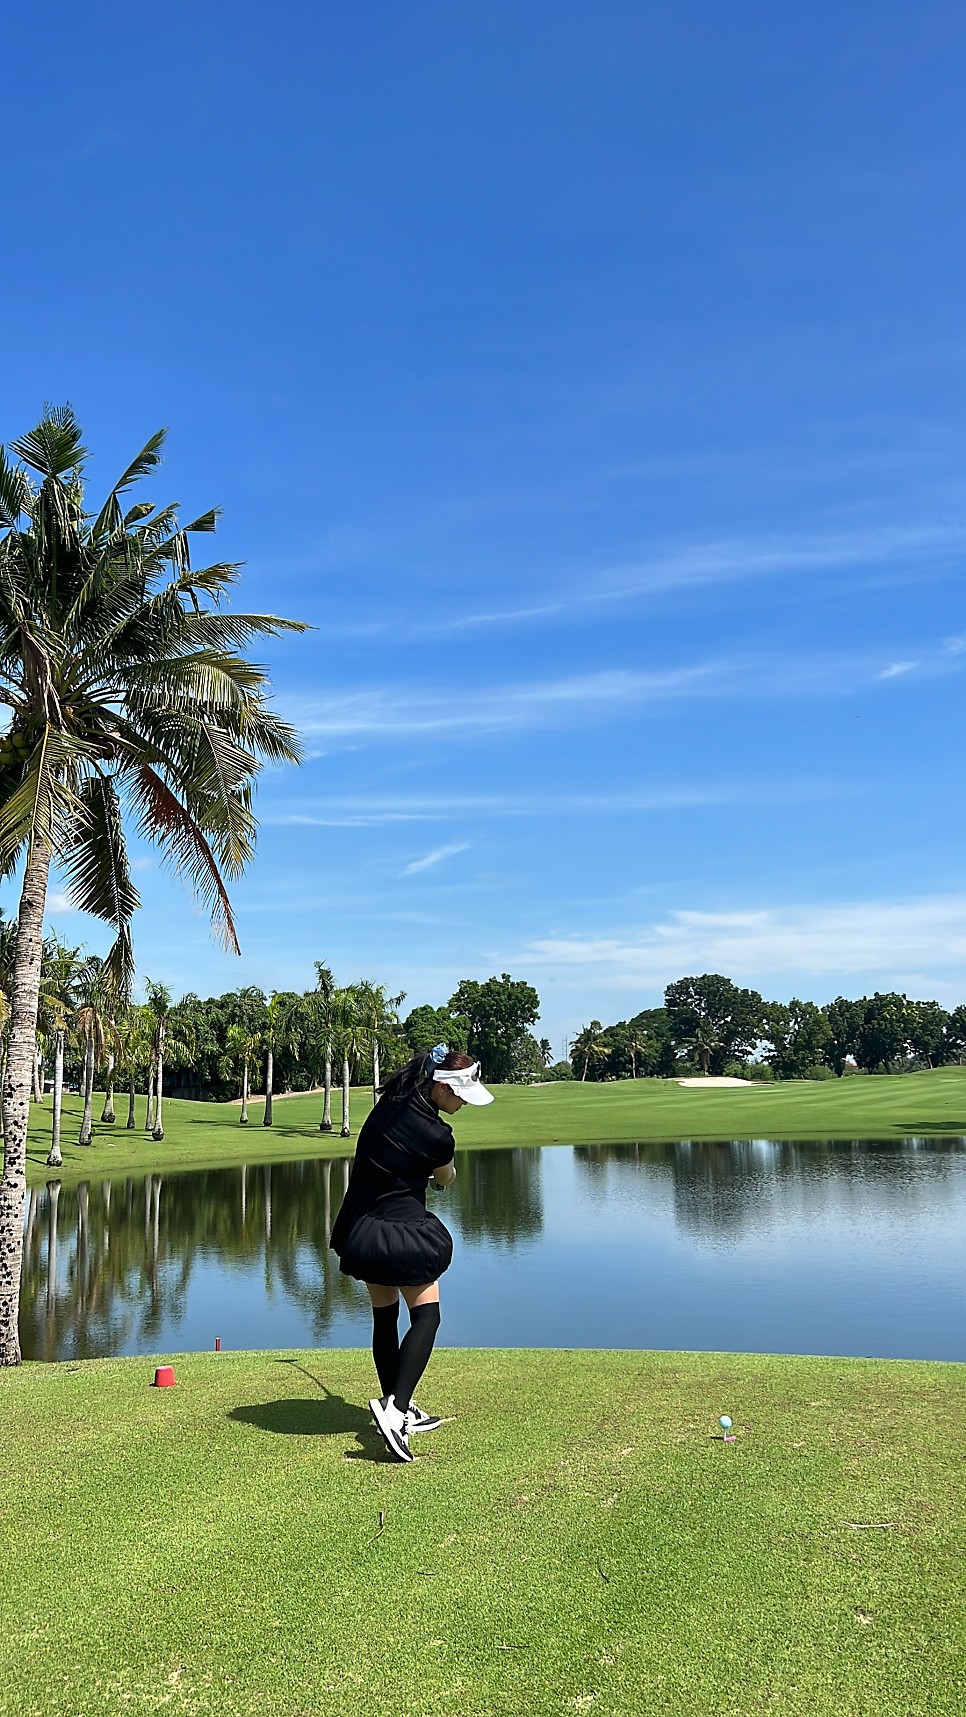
[2, 1349, 963, 1717]
[22, 1067, 966, 1187]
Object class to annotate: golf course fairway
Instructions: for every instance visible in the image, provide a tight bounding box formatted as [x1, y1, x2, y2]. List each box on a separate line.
[2, 1347, 963, 1716]
[23, 1065, 966, 1187]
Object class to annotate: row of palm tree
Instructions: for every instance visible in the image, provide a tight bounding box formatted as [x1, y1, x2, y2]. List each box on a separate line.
[10, 938, 408, 1160]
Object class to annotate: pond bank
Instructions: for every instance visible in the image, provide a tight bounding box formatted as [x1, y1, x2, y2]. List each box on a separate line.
[3, 1347, 963, 1716]
[20, 1066, 966, 1186]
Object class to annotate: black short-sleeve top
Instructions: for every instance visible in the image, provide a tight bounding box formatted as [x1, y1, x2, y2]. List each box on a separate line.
[331, 1090, 456, 1245]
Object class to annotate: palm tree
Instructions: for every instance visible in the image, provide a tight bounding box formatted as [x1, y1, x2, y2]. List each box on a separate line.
[224, 1021, 259, 1124]
[355, 979, 405, 1104]
[225, 986, 267, 1124]
[331, 984, 363, 1137]
[262, 991, 303, 1126]
[311, 962, 335, 1132]
[115, 1002, 154, 1129]
[0, 407, 305, 1364]
[572, 1021, 610, 1082]
[37, 934, 84, 1168]
[73, 955, 120, 1146]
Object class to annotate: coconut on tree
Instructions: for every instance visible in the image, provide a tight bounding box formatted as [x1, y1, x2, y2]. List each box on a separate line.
[0, 407, 305, 1365]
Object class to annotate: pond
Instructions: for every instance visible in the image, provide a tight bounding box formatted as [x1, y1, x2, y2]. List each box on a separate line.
[19, 1138, 966, 1363]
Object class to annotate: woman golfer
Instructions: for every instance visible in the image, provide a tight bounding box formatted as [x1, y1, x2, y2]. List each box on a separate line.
[330, 1044, 494, 1462]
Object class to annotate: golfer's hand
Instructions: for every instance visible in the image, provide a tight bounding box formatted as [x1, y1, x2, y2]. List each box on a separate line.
[432, 1160, 457, 1190]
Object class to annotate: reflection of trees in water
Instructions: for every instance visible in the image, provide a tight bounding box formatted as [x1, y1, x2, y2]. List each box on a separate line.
[451, 1148, 543, 1247]
[20, 1156, 361, 1362]
[573, 1137, 966, 1241]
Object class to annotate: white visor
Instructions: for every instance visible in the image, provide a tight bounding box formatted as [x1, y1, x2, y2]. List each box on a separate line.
[433, 1061, 494, 1106]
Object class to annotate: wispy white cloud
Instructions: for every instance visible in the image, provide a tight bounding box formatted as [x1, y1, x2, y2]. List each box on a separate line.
[282, 635, 964, 744]
[399, 523, 966, 637]
[285, 521, 966, 641]
[266, 778, 843, 828]
[878, 660, 919, 679]
[401, 841, 470, 876]
[522, 894, 966, 993]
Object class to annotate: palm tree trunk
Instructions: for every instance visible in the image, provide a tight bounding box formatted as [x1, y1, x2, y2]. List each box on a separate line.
[240, 1061, 249, 1124]
[0, 837, 52, 1359]
[263, 1046, 274, 1126]
[0, 1048, 5, 1138]
[0, 836, 52, 1363]
[320, 1054, 333, 1131]
[340, 1056, 350, 1137]
[78, 1035, 95, 1145]
[145, 1062, 156, 1133]
[46, 1028, 64, 1169]
[32, 1043, 43, 1103]
[152, 1021, 166, 1140]
[127, 1074, 136, 1129]
[100, 1049, 116, 1123]
[372, 1038, 380, 1105]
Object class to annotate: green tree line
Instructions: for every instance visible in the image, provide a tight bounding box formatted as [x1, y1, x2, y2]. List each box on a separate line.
[570, 974, 966, 1081]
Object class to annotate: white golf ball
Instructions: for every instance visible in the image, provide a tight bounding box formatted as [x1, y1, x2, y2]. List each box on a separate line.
[719, 1415, 732, 1430]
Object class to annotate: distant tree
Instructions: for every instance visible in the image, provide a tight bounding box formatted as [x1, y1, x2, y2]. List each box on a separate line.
[331, 984, 364, 1136]
[402, 1004, 470, 1056]
[448, 974, 541, 1083]
[262, 991, 304, 1126]
[664, 975, 763, 1075]
[822, 996, 864, 1076]
[760, 999, 832, 1080]
[853, 992, 912, 1074]
[355, 980, 406, 1102]
[571, 1021, 612, 1082]
[906, 999, 951, 1069]
[538, 1037, 553, 1066]
[944, 1004, 966, 1065]
[308, 962, 336, 1132]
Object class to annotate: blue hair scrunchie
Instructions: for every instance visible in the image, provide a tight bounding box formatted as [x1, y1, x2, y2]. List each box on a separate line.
[424, 1042, 448, 1078]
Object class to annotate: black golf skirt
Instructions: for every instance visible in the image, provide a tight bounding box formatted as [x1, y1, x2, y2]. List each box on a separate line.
[334, 1195, 454, 1288]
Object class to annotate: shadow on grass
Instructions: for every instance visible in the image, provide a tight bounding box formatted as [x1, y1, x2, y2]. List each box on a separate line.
[892, 1121, 966, 1134]
[228, 1357, 391, 1461]
[229, 1396, 369, 1436]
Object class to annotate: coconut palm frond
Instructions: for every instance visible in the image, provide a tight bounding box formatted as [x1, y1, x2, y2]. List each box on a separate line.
[10, 405, 87, 480]
[101, 920, 135, 1007]
[129, 762, 240, 954]
[0, 450, 32, 529]
[0, 728, 88, 870]
[60, 775, 141, 928]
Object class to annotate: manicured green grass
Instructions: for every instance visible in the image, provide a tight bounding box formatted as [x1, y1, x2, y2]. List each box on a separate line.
[22, 1066, 966, 1186]
[2, 1349, 963, 1716]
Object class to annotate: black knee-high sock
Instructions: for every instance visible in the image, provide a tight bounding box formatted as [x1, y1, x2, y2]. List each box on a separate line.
[392, 1302, 441, 1412]
[371, 1301, 400, 1397]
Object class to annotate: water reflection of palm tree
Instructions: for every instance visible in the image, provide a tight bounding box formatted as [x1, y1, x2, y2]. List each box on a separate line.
[454, 1149, 543, 1246]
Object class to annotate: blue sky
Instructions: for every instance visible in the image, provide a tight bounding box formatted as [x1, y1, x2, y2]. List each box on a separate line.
[3, 1, 966, 1055]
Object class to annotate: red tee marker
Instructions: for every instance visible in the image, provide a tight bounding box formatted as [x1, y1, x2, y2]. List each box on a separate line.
[153, 1365, 176, 1387]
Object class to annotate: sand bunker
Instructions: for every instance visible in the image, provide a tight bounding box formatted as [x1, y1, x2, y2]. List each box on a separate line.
[675, 1076, 753, 1088]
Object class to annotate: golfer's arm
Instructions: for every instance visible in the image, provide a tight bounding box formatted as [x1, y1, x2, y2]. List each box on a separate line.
[432, 1158, 457, 1189]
